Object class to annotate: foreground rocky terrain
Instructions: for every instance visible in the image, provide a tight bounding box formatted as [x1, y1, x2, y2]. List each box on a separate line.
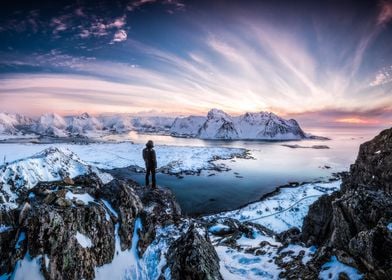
[0, 127, 390, 279]
[302, 127, 392, 279]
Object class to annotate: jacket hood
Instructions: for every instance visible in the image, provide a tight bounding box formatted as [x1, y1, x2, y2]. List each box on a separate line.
[146, 140, 154, 148]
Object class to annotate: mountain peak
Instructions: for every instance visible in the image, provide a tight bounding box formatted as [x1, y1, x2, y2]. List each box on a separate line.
[207, 108, 230, 120]
[79, 112, 90, 119]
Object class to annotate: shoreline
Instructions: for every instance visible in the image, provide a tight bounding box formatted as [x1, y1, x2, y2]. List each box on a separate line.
[191, 172, 345, 218]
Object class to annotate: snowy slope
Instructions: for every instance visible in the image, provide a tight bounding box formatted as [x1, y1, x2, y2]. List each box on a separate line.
[170, 109, 307, 140]
[0, 147, 111, 210]
[0, 112, 33, 135]
[0, 143, 248, 175]
[170, 116, 205, 137]
[34, 113, 69, 137]
[236, 112, 306, 140]
[198, 109, 240, 139]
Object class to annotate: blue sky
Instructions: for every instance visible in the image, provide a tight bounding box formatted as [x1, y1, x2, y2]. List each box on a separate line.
[0, 0, 391, 127]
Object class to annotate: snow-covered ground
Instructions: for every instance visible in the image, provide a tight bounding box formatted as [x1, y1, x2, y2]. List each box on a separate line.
[319, 256, 363, 280]
[75, 232, 93, 248]
[206, 180, 341, 233]
[0, 143, 247, 174]
[0, 147, 102, 210]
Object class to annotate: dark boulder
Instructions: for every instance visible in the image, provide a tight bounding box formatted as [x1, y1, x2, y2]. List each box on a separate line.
[165, 224, 223, 280]
[342, 127, 392, 193]
[301, 192, 340, 246]
[0, 174, 146, 280]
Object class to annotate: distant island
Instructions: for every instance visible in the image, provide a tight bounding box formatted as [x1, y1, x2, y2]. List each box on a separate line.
[170, 109, 328, 140]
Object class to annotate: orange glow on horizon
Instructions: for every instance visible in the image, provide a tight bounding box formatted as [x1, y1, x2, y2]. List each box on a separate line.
[335, 117, 379, 125]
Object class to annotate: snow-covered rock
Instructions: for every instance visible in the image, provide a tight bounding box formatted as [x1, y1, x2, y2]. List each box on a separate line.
[170, 109, 308, 140]
[206, 180, 341, 233]
[0, 143, 249, 175]
[0, 147, 107, 210]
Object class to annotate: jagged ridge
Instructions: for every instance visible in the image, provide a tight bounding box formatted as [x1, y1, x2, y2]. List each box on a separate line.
[170, 108, 308, 140]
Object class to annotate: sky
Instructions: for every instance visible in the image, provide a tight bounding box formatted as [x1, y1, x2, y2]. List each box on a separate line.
[0, 0, 391, 127]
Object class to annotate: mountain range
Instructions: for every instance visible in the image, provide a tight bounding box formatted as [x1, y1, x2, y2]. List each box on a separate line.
[171, 109, 312, 140]
[0, 112, 174, 138]
[0, 109, 320, 140]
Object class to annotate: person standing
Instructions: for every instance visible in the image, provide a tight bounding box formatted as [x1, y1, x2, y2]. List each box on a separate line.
[142, 140, 157, 188]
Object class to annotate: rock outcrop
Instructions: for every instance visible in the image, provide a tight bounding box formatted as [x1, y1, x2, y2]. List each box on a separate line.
[302, 127, 392, 279]
[0, 170, 182, 279]
[165, 224, 223, 280]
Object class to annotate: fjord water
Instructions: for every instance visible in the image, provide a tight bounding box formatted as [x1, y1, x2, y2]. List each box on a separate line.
[122, 127, 383, 215]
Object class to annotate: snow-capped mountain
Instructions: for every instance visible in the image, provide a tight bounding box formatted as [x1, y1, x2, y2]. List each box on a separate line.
[198, 109, 240, 139]
[34, 113, 69, 137]
[131, 116, 175, 133]
[0, 112, 33, 134]
[100, 115, 134, 133]
[170, 109, 307, 140]
[170, 115, 205, 137]
[0, 110, 311, 140]
[66, 113, 103, 135]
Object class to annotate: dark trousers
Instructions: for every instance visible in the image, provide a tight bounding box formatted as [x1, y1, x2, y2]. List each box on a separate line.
[145, 166, 156, 188]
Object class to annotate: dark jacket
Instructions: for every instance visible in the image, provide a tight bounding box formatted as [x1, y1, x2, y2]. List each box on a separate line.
[143, 147, 157, 169]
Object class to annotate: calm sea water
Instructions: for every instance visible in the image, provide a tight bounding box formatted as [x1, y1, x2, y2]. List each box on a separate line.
[107, 127, 383, 215]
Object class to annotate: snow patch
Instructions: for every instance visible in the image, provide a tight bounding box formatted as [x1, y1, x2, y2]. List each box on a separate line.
[216, 246, 281, 280]
[208, 224, 230, 234]
[44, 254, 50, 270]
[101, 199, 118, 218]
[319, 256, 362, 280]
[93, 168, 114, 184]
[95, 218, 146, 279]
[75, 232, 93, 248]
[0, 224, 12, 233]
[65, 191, 95, 205]
[11, 252, 45, 280]
[280, 244, 317, 265]
[15, 232, 26, 249]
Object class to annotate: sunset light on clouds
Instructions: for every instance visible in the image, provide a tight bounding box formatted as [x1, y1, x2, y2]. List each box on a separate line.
[0, 0, 391, 127]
